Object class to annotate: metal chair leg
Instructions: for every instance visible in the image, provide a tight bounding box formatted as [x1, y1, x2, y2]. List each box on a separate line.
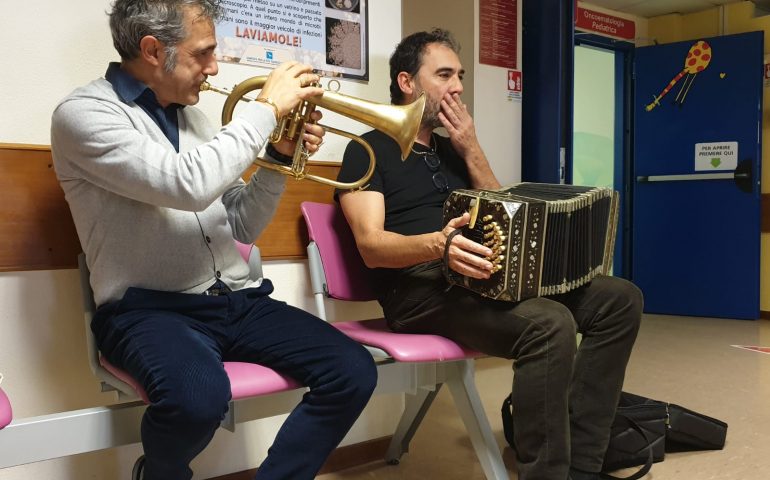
[131, 455, 145, 480]
[384, 385, 441, 464]
[445, 361, 508, 480]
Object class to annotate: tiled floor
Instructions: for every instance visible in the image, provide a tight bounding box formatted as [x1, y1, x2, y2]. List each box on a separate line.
[318, 314, 770, 479]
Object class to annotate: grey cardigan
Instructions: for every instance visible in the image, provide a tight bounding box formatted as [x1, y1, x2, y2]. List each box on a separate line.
[51, 76, 286, 306]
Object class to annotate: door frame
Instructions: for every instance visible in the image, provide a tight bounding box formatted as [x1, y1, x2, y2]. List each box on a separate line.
[521, 0, 574, 184]
[522, 4, 638, 278]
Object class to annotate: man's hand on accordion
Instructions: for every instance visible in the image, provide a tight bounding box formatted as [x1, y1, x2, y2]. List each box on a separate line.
[441, 213, 495, 280]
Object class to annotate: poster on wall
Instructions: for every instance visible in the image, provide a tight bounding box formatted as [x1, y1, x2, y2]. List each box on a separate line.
[479, 0, 517, 70]
[215, 0, 368, 80]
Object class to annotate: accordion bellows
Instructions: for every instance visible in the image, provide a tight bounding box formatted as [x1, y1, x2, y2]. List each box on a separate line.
[442, 183, 619, 302]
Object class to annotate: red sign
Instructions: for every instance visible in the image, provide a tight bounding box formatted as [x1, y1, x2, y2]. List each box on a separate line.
[479, 0, 518, 70]
[508, 70, 522, 92]
[575, 6, 635, 40]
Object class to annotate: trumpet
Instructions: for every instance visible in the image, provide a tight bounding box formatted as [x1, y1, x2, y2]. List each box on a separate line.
[201, 77, 425, 190]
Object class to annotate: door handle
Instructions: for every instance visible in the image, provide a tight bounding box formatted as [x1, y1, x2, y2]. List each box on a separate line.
[636, 159, 753, 193]
[636, 173, 736, 182]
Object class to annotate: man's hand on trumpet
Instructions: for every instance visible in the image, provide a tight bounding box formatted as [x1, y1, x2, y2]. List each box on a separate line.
[259, 62, 324, 117]
[272, 109, 325, 158]
[258, 61, 326, 157]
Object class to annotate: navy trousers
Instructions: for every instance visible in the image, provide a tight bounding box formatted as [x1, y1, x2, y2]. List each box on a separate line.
[92, 280, 377, 480]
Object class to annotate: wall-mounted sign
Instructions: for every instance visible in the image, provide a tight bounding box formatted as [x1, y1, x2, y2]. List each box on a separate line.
[575, 3, 635, 41]
[479, 0, 517, 70]
[507, 70, 522, 101]
[508, 70, 522, 92]
[694, 141, 738, 171]
[215, 0, 369, 80]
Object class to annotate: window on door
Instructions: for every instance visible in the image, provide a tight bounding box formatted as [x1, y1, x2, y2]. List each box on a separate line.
[573, 44, 615, 188]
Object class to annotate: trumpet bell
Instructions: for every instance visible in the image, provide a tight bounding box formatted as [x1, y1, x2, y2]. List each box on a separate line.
[311, 90, 425, 161]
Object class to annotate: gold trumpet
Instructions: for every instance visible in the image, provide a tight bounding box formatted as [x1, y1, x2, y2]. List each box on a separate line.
[201, 77, 425, 190]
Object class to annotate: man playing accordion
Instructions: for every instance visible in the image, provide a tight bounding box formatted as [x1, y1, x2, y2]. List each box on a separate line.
[336, 29, 643, 480]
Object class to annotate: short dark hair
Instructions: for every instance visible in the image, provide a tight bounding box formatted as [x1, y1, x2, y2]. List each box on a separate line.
[109, 0, 224, 71]
[388, 28, 460, 104]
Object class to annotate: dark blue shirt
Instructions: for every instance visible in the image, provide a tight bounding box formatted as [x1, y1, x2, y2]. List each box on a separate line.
[105, 62, 182, 152]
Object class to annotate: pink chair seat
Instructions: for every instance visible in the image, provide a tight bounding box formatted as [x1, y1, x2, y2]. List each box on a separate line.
[333, 318, 481, 362]
[0, 387, 12, 429]
[99, 358, 300, 404]
[92, 242, 300, 404]
[234, 241, 253, 264]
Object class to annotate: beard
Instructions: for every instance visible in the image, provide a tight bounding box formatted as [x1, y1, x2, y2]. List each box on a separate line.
[418, 91, 442, 129]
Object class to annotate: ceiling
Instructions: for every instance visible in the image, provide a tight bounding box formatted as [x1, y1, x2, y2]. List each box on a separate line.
[585, 0, 770, 18]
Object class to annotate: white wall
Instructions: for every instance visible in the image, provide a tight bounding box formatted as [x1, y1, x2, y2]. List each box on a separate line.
[0, 1, 402, 479]
[473, 0, 523, 185]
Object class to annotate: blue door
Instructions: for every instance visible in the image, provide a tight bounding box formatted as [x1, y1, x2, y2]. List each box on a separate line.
[632, 32, 762, 320]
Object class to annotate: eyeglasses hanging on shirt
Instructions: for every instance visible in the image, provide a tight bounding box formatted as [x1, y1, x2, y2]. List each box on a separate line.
[411, 135, 449, 193]
[422, 151, 450, 193]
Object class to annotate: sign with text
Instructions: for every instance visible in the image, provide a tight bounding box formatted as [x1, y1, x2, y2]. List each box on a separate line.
[508, 70, 522, 92]
[479, 0, 517, 70]
[215, 0, 368, 80]
[575, 5, 635, 41]
[694, 141, 738, 171]
[508, 70, 522, 102]
[507, 69, 522, 101]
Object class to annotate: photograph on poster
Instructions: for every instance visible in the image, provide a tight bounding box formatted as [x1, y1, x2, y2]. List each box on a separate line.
[215, 0, 368, 79]
[326, 18, 362, 69]
[326, 0, 360, 13]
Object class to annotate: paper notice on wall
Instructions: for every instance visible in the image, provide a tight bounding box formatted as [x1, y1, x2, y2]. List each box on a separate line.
[215, 0, 368, 79]
[507, 70, 522, 102]
[694, 141, 737, 171]
[479, 0, 518, 70]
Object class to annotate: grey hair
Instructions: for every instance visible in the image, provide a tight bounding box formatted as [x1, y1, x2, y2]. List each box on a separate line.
[109, 0, 224, 72]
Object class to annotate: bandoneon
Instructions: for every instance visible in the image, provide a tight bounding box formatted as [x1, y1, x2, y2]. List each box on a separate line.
[442, 183, 619, 302]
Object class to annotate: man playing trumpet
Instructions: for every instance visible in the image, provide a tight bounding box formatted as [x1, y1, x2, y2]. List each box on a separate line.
[51, 1, 376, 479]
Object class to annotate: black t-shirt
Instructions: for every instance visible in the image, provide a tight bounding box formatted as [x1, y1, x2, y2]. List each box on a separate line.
[336, 129, 471, 235]
[336, 129, 471, 297]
